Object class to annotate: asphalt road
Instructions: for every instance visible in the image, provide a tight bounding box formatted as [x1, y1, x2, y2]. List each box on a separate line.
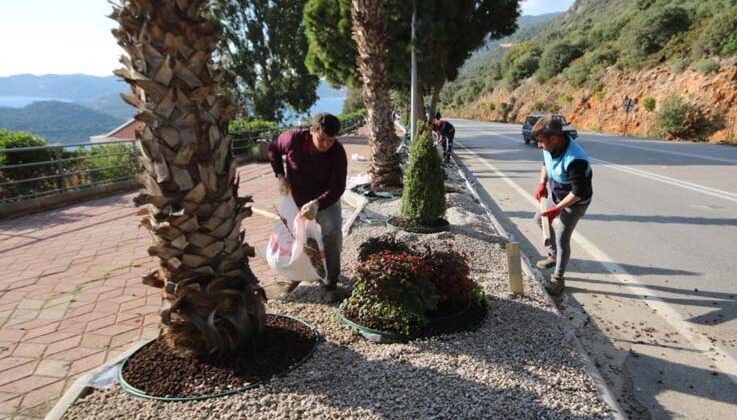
[451, 119, 737, 419]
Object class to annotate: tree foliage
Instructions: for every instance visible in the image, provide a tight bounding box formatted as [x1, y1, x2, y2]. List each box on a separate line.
[303, 0, 519, 92]
[500, 42, 541, 87]
[400, 126, 445, 223]
[212, 0, 319, 122]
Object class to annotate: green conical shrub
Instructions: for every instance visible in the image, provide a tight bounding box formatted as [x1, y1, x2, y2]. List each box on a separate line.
[399, 125, 446, 224]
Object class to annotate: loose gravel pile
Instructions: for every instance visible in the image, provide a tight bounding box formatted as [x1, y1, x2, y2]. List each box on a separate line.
[63, 165, 613, 419]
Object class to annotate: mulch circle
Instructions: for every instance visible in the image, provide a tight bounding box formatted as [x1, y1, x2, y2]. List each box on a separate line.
[119, 314, 319, 400]
[351, 183, 403, 200]
[340, 299, 488, 342]
[386, 216, 450, 234]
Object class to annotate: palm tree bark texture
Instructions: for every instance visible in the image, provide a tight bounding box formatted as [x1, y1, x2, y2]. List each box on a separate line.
[351, 0, 402, 191]
[111, 0, 266, 358]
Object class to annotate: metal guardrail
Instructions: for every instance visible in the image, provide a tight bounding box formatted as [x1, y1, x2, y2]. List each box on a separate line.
[0, 140, 140, 204]
[0, 115, 366, 205]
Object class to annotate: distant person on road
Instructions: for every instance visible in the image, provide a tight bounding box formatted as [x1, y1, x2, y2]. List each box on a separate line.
[268, 113, 347, 294]
[430, 114, 455, 163]
[531, 114, 593, 296]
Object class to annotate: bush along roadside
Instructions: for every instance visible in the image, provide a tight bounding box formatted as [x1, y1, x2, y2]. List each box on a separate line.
[339, 235, 486, 339]
[388, 125, 449, 233]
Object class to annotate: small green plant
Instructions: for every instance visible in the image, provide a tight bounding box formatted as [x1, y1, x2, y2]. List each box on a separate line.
[642, 97, 656, 112]
[399, 126, 446, 224]
[655, 95, 711, 140]
[671, 58, 690, 73]
[560, 94, 574, 104]
[228, 118, 277, 133]
[691, 58, 720, 75]
[488, 103, 496, 112]
[532, 101, 546, 112]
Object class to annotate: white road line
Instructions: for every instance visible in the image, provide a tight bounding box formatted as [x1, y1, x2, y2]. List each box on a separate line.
[475, 131, 737, 204]
[582, 137, 737, 165]
[456, 138, 737, 383]
[591, 157, 737, 203]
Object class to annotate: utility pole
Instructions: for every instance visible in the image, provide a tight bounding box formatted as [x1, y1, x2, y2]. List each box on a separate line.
[409, 1, 417, 141]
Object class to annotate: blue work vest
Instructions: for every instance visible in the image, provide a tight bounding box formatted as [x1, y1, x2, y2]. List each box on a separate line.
[543, 137, 592, 204]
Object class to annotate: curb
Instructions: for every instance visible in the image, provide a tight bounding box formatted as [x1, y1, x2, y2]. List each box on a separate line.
[451, 153, 626, 420]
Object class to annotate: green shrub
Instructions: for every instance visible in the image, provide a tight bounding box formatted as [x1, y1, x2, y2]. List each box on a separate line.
[488, 103, 496, 111]
[671, 58, 690, 73]
[655, 95, 712, 140]
[532, 101, 546, 112]
[691, 58, 720, 75]
[642, 97, 656, 112]
[694, 10, 737, 57]
[342, 250, 438, 335]
[537, 41, 583, 81]
[0, 130, 56, 199]
[619, 6, 691, 67]
[560, 93, 574, 104]
[423, 249, 481, 306]
[400, 126, 446, 224]
[228, 118, 278, 133]
[82, 144, 138, 184]
[500, 42, 542, 87]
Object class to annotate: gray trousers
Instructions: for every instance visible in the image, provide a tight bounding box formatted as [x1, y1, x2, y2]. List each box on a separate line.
[533, 203, 588, 278]
[315, 201, 342, 286]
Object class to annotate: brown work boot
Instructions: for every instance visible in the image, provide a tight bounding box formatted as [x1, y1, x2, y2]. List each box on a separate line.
[536, 256, 556, 269]
[546, 275, 565, 296]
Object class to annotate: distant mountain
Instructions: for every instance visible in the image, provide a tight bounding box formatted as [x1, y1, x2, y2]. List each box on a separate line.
[0, 101, 126, 144]
[77, 92, 136, 121]
[0, 74, 125, 102]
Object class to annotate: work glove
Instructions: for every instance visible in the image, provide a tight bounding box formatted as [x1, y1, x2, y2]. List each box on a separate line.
[276, 175, 289, 196]
[541, 206, 561, 221]
[534, 182, 548, 200]
[300, 200, 320, 220]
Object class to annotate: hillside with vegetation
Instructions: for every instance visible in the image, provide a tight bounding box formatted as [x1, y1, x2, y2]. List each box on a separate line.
[0, 101, 126, 144]
[443, 0, 737, 143]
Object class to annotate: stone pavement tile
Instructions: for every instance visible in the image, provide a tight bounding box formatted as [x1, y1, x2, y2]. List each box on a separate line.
[25, 331, 76, 346]
[43, 336, 82, 357]
[16, 379, 65, 417]
[11, 343, 46, 359]
[45, 346, 101, 363]
[0, 369, 54, 394]
[34, 360, 70, 378]
[0, 357, 36, 373]
[0, 395, 22, 416]
[67, 350, 107, 377]
[19, 324, 61, 342]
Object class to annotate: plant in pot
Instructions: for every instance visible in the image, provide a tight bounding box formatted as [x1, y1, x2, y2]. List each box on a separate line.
[388, 125, 448, 233]
[340, 236, 486, 341]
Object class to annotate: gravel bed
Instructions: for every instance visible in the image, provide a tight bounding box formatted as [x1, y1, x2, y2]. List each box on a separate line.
[63, 165, 613, 419]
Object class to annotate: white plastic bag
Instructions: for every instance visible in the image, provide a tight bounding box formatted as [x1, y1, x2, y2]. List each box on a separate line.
[265, 194, 327, 282]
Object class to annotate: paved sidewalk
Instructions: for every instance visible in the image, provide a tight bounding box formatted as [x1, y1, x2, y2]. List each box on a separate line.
[0, 130, 372, 419]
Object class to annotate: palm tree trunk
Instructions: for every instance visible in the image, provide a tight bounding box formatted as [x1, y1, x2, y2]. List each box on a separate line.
[111, 0, 265, 358]
[351, 0, 402, 191]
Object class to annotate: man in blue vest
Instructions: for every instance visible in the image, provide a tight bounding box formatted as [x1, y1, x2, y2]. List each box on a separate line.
[531, 115, 593, 296]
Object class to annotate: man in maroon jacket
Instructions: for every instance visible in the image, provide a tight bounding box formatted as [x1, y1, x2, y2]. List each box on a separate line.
[268, 113, 348, 292]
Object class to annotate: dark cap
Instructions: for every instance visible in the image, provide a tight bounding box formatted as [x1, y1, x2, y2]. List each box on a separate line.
[532, 114, 564, 141]
[312, 113, 341, 137]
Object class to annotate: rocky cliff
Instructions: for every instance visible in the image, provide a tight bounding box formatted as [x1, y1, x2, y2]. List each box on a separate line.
[449, 57, 737, 144]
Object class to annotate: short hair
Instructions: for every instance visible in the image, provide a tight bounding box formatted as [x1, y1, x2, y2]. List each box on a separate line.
[435, 111, 442, 120]
[532, 114, 564, 141]
[312, 113, 341, 137]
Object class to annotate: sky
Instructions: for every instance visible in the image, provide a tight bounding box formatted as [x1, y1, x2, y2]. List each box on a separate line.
[0, 0, 576, 77]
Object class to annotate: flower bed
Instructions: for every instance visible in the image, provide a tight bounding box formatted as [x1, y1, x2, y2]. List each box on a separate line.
[339, 235, 485, 339]
[62, 164, 613, 419]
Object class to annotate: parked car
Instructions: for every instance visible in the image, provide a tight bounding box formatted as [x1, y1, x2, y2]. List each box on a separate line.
[521, 114, 578, 144]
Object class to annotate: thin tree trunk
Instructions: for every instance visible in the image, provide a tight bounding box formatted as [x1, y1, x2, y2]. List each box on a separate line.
[351, 0, 402, 190]
[428, 79, 444, 123]
[112, 0, 265, 358]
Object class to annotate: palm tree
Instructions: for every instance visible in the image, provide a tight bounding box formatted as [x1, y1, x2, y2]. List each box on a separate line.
[111, 0, 266, 358]
[351, 0, 402, 191]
